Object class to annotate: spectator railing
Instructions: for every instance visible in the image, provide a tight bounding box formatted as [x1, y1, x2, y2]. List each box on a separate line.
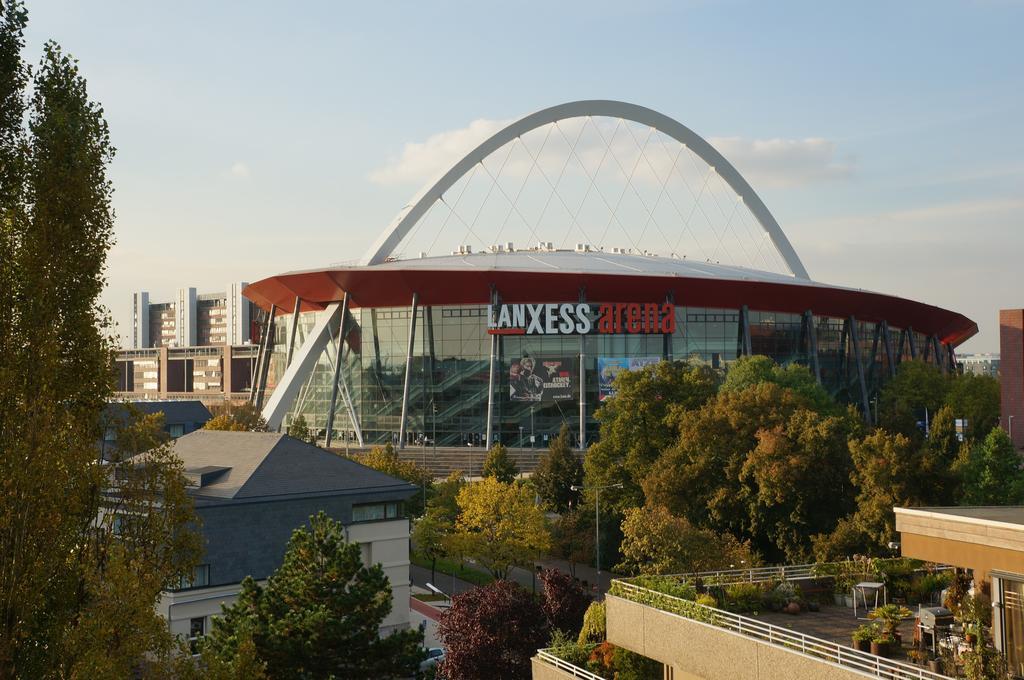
[535, 649, 607, 680]
[609, 579, 952, 680]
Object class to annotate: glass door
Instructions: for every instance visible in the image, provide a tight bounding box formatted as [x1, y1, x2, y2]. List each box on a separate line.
[1002, 577, 1024, 678]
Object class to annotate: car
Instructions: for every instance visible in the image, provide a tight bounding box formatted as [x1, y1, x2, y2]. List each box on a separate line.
[419, 647, 445, 672]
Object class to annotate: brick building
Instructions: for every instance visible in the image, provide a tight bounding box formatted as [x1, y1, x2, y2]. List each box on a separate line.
[1002, 309, 1023, 450]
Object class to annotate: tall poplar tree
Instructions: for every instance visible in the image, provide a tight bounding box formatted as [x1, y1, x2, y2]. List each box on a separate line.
[0, 4, 199, 676]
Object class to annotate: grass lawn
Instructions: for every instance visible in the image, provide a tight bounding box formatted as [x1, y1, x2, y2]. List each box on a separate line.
[411, 553, 494, 587]
[412, 593, 449, 602]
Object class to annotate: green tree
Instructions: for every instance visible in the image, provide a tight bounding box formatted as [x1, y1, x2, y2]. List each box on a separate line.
[203, 512, 424, 679]
[878, 359, 949, 441]
[0, 8, 200, 675]
[412, 508, 451, 584]
[448, 477, 550, 579]
[533, 424, 584, 512]
[616, 504, 758, 576]
[945, 372, 1000, 444]
[550, 508, 595, 577]
[285, 414, 314, 443]
[722, 355, 836, 413]
[482, 442, 518, 483]
[583, 360, 718, 515]
[957, 428, 1024, 505]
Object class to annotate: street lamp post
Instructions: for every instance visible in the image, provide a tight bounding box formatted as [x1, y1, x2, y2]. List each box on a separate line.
[571, 482, 623, 594]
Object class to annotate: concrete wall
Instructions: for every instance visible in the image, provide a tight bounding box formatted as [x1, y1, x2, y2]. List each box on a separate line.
[531, 657, 594, 680]
[896, 509, 1024, 585]
[606, 595, 870, 680]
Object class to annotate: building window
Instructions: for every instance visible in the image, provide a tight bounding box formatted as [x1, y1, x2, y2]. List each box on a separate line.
[176, 564, 210, 590]
[351, 502, 402, 523]
[167, 423, 185, 438]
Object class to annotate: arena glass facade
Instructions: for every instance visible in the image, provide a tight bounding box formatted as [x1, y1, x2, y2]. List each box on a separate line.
[259, 297, 952, 448]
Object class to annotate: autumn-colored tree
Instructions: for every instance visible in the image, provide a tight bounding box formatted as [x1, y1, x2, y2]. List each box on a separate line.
[0, 7, 199, 675]
[538, 568, 591, 638]
[616, 504, 758, 576]
[739, 407, 860, 561]
[814, 429, 948, 559]
[101, 405, 171, 461]
[448, 477, 550, 579]
[352, 442, 432, 514]
[203, 512, 424, 679]
[437, 580, 549, 680]
[533, 424, 584, 512]
[482, 442, 518, 483]
[643, 382, 806, 541]
[583, 360, 718, 514]
[205, 402, 268, 432]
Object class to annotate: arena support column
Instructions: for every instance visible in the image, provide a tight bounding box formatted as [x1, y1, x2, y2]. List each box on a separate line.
[907, 327, 918, 359]
[484, 288, 498, 451]
[881, 320, 896, 379]
[740, 305, 752, 356]
[261, 301, 342, 430]
[253, 304, 277, 411]
[285, 296, 302, 368]
[804, 310, 821, 384]
[323, 292, 350, 448]
[398, 292, 419, 450]
[848, 316, 872, 425]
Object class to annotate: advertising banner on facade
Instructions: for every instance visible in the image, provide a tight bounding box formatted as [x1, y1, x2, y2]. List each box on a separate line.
[509, 356, 574, 403]
[597, 356, 661, 401]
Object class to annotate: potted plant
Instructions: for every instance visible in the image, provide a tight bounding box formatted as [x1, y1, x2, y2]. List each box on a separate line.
[927, 655, 942, 673]
[870, 631, 893, 658]
[851, 624, 875, 653]
[907, 649, 927, 666]
[867, 604, 912, 647]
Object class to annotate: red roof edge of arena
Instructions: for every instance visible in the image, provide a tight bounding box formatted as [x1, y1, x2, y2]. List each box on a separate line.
[242, 267, 978, 347]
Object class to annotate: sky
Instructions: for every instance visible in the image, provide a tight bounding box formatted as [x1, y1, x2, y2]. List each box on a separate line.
[21, 0, 1024, 353]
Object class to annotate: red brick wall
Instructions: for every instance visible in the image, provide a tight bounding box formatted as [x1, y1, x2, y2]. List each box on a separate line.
[1001, 309, 1024, 450]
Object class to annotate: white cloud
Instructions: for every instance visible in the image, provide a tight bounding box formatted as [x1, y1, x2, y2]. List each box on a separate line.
[708, 137, 853, 188]
[369, 118, 512, 186]
[369, 117, 853, 191]
[229, 161, 251, 179]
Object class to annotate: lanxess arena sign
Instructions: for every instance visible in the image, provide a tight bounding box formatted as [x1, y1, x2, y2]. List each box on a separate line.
[486, 302, 675, 336]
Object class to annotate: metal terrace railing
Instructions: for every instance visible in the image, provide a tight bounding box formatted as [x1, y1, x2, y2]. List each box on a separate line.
[609, 579, 953, 680]
[534, 649, 606, 680]
[650, 559, 953, 587]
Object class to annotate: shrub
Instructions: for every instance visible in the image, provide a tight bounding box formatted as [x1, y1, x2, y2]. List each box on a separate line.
[578, 601, 606, 646]
[695, 593, 717, 608]
[723, 582, 764, 613]
[547, 629, 590, 668]
[852, 624, 878, 642]
[628, 575, 696, 600]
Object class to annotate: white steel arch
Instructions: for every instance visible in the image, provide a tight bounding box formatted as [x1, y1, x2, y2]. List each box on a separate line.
[361, 100, 810, 279]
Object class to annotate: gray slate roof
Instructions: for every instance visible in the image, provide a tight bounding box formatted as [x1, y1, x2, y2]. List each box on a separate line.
[167, 430, 416, 503]
[105, 400, 212, 425]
